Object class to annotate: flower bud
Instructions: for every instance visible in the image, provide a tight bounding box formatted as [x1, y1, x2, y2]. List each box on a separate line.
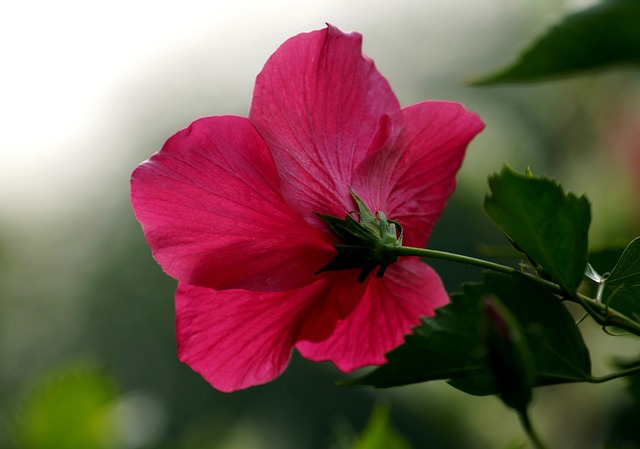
[482, 295, 534, 412]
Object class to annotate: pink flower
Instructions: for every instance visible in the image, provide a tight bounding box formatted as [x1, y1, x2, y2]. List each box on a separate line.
[130, 24, 484, 392]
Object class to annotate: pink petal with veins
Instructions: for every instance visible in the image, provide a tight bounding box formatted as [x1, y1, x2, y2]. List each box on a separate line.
[176, 272, 366, 392]
[353, 101, 485, 247]
[131, 115, 334, 292]
[250, 24, 400, 228]
[296, 258, 448, 371]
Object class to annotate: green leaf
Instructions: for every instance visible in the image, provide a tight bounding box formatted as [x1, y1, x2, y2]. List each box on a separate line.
[602, 237, 640, 322]
[484, 166, 590, 293]
[472, 0, 640, 85]
[351, 272, 591, 394]
[352, 404, 411, 449]
[588, 244, 627, 275]
[13, 363, 120, 449]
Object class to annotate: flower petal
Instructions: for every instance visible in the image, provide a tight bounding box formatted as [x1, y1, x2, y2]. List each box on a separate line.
[352, 101, 485, 247]
[249, 24, 400, 227]
[296, 258, 448, 371]
[176, 274, 367, 392]
[131, 115, 334, 292]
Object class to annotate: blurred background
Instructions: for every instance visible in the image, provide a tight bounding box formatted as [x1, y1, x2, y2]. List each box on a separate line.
[1, 0, 639, 447]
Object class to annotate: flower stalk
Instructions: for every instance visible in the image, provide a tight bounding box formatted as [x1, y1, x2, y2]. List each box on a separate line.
[387, 245, 640, 338]
[518, 409, 550, 449]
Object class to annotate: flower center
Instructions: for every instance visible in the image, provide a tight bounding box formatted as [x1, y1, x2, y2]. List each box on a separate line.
[315, 189, 402, 282]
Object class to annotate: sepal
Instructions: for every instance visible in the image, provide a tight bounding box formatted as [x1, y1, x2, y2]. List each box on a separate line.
[316, 189, 402, 282]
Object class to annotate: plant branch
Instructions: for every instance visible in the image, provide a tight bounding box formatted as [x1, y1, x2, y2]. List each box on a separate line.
[391, 246, 640, 338]
[518, 408, 550, 449]
[572, 292, 640, 337]
[588, 363, 640, 383]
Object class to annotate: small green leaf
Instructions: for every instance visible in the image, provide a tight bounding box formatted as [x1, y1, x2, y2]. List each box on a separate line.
[602, 237, 640, 322]
[484, 166, 590, 293]
[12, 363, 119, 449]
[351, 272, 591, 394]
[472, 0, 640, 85]
[351, 405, 411, 449]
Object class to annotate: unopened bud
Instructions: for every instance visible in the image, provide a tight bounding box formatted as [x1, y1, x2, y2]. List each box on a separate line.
[482, 295, 534, 412]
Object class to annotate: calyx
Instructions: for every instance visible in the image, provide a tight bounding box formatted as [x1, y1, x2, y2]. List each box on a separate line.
[316, 189, 402, 282]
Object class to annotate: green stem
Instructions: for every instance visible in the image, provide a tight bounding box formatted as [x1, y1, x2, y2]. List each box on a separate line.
[518, 409, 550, 449]
[390, 245, 640, 338]
[588, 363, 640, 383]
[393, 246, 525, 277]
[572, 294, 640, 336]
[392, 246, 561, 291]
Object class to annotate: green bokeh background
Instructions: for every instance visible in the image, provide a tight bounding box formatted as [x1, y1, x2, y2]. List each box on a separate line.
[1, 1, 639, 448]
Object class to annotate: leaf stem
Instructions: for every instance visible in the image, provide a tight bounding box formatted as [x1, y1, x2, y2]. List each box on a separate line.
[588, 363, 640, 383]
[391, 246, 640, 338]
[518, 409, 550, 449]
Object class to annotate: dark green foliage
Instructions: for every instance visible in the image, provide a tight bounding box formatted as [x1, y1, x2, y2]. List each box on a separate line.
[472, 0, 640, 84]
[602, 238, 640, 323]
[484, 166, 590, 293]
[351, 273, 591, 394]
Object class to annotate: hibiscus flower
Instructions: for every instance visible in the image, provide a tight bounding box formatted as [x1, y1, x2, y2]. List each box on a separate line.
[130, 24, 484, 392]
